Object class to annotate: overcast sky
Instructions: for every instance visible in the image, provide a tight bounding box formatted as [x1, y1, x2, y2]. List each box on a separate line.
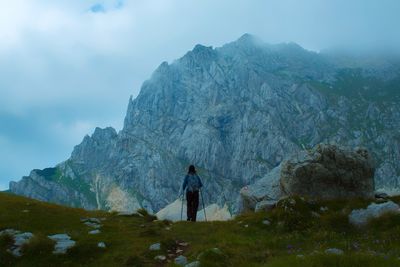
[0, 0, 399, 190]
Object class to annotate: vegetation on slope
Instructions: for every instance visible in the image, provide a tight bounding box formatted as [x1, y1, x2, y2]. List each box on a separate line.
[1, 192, 400, 266]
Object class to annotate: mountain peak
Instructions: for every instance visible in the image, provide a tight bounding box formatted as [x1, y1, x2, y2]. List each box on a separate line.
[236, 33, 263, 46]
[192, 44, 213, 53]
[237, 33, 256, 42]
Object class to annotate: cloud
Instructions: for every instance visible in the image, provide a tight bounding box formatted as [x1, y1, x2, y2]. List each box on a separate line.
[0, 0, 400, 189]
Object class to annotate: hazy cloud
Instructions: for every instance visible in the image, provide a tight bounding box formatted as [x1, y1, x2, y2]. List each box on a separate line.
[1, 0, 400, 189]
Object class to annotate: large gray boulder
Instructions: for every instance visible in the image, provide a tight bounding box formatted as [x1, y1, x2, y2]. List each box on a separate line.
[280, 144, 375, 199]
[239, 164, 282, 212]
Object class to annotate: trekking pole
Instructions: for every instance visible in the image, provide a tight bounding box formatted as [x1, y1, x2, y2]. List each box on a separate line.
[180, 192, 184, 221]
[200, 189, 207, 222]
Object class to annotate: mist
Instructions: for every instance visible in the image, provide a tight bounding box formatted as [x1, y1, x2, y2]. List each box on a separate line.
[1, 0, 400, 190]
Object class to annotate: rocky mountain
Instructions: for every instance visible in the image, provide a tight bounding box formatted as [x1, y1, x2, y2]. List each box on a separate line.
[9, 34, 400, 213]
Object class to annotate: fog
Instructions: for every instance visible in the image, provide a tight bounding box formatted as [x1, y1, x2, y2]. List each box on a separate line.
[0, 0, 399, 189]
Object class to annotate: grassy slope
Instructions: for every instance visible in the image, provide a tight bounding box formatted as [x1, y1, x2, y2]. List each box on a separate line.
[1, 192, 400, 267]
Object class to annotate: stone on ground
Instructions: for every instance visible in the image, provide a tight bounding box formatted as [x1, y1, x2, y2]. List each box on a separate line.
[349, 201, 400, 226]
[175, 255, 188, 266]
[48, 234, 76, 254]
[149, 243, 161, 251]
[325, 248, 344, 255]
[255, 200, 277, 212]
[262, 219, 271, 225]
[0, 229, 34, 257]
[154, 255, 166, 261]
[185, 261, 200, 267]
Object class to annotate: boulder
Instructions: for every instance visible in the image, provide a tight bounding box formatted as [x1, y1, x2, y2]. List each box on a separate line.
[239, 164, 282, 212]
[349, 201, 400, 226]
[280, 144, 375, 199]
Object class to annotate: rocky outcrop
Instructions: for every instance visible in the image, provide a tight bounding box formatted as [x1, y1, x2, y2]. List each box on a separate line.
[9, 34, 400, 213]
[239, 144, 375, 212]
[280, 144, 375, 199]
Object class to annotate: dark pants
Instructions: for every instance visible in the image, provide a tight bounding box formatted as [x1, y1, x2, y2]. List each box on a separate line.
[186, 190, 199, 222]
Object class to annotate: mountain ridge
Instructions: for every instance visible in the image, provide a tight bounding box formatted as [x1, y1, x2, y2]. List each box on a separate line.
[9, 34, 400, 213]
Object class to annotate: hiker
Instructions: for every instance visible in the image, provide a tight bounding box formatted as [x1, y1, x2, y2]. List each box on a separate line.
[181, 165, 203, 222]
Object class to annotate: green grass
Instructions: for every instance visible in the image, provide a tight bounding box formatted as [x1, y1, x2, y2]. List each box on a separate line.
[1, 192, 400, 266]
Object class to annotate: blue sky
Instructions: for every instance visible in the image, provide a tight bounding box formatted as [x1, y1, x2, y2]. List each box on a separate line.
[0, 0, 400, 190]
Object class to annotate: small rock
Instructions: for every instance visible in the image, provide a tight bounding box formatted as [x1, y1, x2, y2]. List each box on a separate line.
[178, 242, 189, 247]
[48, 234, 76, 254]
[185, 261, 200, 267]
[255, 200, 277, 212]
[149, 243, 161, 251]
[310, 250, 321, 255]
[296, 254, 304, 258]
[325, 248, 344, 255]
[244, 224, 249, 228]
[262, 220, 271, 225]
[165, 227, 171, 231]
[349, 201, 400, 226]
[311, 211, 321, 218]
[84, 221, 101, 229]
[21, 210, 29, 213]
[5, 231, 34, 257]
[211, 248, 222, 254]
[81, 217, 101, 224]
[176, 249, 183, 254]
[320, 206, 328, 212]
[154, 255, 166, 261]
[0, 229, 19, 236]
[175, 255, 188, 266]
[97, 242, 106, 248]
[89, 229, 101, 235]
[375, 192, 389, 199]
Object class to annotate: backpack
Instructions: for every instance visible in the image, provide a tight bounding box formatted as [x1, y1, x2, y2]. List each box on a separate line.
[186, 174, 201, 192]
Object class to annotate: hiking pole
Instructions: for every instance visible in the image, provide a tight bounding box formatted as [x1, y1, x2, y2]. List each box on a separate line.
[180, 192, 184, 221]
[200, 189, 207, 222]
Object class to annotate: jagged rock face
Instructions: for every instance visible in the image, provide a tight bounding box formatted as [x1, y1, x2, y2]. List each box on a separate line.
[9, 34, 400, 213]
[280, 144, 375, 199]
